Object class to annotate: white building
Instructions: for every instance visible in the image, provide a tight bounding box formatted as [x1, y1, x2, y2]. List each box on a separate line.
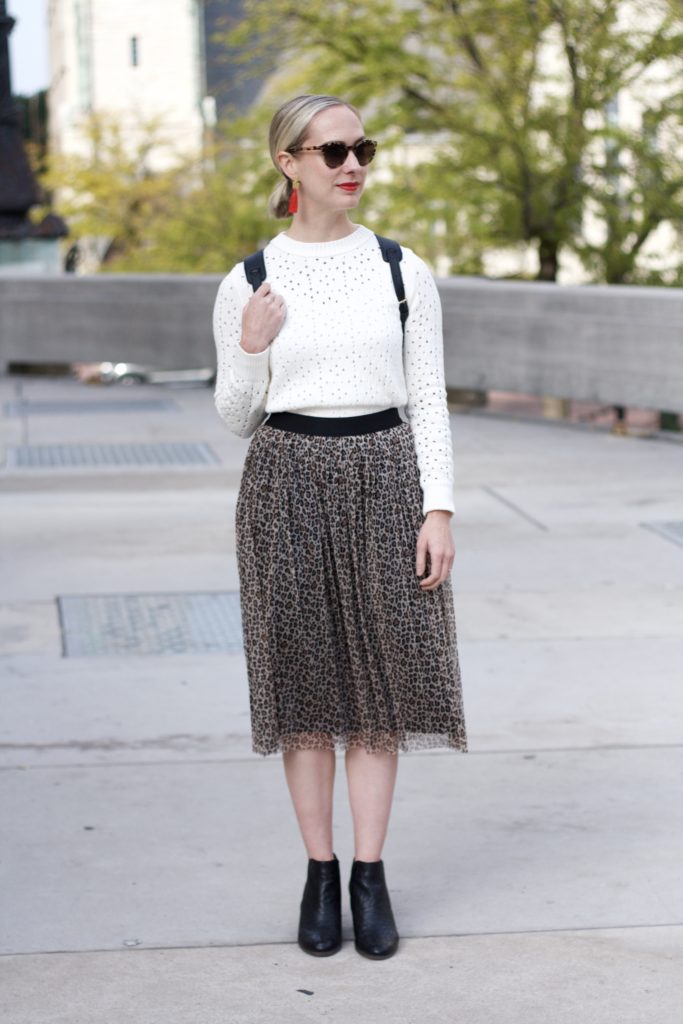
[47, 0, 211, 167]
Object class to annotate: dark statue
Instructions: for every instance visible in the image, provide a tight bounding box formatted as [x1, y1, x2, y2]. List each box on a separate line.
[0, 0, 66, 242]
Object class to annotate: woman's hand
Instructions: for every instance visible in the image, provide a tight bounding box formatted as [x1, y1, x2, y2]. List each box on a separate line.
[240, 282, 287, 353]
[416, 510, 455, 590]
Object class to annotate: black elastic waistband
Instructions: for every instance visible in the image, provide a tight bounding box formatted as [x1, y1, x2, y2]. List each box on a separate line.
[264, 407, 402, 437]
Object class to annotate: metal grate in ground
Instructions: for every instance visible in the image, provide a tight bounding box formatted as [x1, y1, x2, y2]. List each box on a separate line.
[640, 521, 683, 549]
[57, 592, 244, 656]
[4, 399, 179, 416]
[5, 442, 220, 469]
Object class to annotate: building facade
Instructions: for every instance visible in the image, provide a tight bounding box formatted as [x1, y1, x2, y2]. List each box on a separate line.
[47, 0, 207, 166]
[47, 0, 269, 166]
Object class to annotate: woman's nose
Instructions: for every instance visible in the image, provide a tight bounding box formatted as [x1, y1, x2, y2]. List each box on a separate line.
[343, 148, 362, 171]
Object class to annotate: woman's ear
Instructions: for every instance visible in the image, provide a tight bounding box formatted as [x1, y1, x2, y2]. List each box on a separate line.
[277, 150, 296, 182]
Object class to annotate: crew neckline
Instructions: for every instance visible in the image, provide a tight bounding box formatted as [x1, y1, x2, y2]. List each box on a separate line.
[269, 224, 374, 257]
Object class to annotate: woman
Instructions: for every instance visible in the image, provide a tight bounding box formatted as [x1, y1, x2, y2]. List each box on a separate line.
[212, 94, 467, 961]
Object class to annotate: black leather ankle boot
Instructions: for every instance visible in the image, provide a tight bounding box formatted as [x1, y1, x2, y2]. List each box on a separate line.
[349, 858, 399, 959]
[297, 853, 342, 956]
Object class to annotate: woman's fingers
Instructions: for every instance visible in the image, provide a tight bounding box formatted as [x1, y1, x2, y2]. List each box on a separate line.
[253, 285, 285, 315]
[241, 286, 287, 349]
[419, 553, 444, 589]
[415, 530, 455, 590]
[419, 551, 453, 589]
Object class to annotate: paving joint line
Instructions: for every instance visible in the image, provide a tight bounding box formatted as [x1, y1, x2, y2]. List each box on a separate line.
[2, 741, 683, 772]
[482, 485, 549, 531]
[3, 921, 683, 959]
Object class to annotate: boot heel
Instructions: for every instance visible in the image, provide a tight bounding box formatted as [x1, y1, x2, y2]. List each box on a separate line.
[349, 858, 399, 959]
[298, 853, 342, 956]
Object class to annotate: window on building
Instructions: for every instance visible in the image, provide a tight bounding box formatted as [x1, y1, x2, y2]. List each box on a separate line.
[130, 36, 140, 67]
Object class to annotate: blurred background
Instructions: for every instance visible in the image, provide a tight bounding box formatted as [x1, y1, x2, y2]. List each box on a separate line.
[9, 0, 683, 283]
[4, 0, 683, 431]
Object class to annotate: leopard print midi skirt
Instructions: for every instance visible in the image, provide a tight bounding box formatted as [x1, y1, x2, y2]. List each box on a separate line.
[235, 411, 468, 757]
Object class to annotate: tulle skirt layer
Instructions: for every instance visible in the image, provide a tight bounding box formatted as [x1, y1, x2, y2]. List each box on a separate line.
[235, 415, 467, 757]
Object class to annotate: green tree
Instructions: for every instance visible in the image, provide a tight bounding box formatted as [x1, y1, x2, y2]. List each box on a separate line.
[37, 110, 274, 272]
[39, 111, 189, 267]
[222, 0, 683, 282]
[116, 112, 276, 273]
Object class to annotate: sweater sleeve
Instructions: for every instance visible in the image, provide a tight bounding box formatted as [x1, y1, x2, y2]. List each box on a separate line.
[212, 266, 271, 438]
[402, 252, 455, 516]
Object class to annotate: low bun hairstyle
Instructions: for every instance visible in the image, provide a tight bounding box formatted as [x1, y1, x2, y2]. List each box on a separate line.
[268, 94, 363, 219]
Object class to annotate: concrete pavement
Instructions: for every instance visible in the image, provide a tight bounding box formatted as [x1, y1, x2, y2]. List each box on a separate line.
[1, 373, 682, 1023]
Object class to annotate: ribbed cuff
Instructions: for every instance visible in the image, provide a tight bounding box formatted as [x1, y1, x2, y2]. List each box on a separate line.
[422, 483, 455, 516]
[232, 344, 271, 382]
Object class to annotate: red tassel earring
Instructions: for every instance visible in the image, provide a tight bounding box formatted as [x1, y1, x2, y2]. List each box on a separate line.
[288, 178, 300, 215]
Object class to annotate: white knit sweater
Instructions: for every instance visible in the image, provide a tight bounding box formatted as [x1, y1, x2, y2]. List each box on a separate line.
[212, 223, 455, 515]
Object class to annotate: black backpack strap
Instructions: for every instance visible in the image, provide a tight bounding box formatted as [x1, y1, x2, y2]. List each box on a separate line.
[375, 234, 409, 336]
[243, 249, 267, 292]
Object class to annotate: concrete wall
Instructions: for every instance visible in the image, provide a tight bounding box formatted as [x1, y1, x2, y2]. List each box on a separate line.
[1, 274, 682, 411]
[0, 274, 219, 371]
[438, 277, 683, 411]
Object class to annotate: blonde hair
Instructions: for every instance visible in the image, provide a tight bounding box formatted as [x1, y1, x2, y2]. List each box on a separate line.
[268, 94, 363, 219]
